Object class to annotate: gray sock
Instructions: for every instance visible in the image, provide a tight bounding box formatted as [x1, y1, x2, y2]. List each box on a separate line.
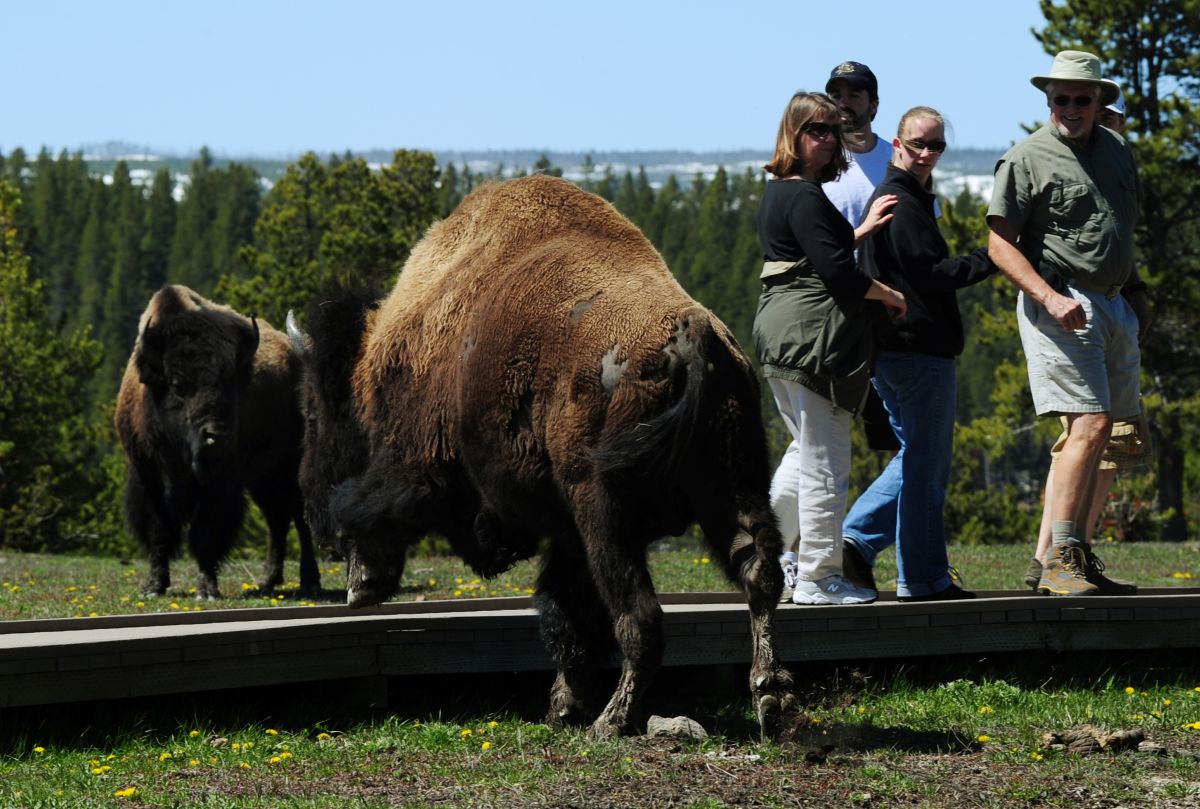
[1052, 520, 1077, 547]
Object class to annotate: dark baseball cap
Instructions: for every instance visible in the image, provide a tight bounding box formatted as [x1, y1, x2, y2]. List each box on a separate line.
[825, 61, 878, 97]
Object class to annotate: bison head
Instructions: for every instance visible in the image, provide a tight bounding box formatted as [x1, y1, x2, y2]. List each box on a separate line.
[287, 294, 377, 554]
[136, 310, 260, 482]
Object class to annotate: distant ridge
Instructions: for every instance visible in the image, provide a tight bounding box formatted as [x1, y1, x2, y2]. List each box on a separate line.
[7, 142, 1003, 199]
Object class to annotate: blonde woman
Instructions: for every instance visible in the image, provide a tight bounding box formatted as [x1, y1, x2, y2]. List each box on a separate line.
[840, 106, 996, 601]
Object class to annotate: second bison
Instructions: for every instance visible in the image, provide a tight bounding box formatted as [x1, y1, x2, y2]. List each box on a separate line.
[115, 285, 319, 598]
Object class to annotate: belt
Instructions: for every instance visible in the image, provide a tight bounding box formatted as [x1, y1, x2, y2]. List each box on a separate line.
[1067, 278, 1124, 300]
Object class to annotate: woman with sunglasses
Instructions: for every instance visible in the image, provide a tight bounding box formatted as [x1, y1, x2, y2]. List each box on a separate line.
[839, 106, 997, 601]
[753, 91, 906, 606]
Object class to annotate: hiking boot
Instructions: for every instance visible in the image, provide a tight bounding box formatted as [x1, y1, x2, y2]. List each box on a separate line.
[842, 540, 877, 592]
[1080, 543, 1137, 595]
[1037, 541, 1099, 596]
[899, 583, 977, 602]
[780, 559, 798, 603]
[1023, 557, 1043, 591]
[792, 574, 877, 606]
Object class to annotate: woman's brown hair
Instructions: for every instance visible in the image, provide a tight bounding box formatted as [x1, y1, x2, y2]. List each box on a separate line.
[763, 91, 849, 182]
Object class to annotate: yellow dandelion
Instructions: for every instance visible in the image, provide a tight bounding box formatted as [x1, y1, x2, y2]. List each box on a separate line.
[269, 756, 282, 764]
[136, 601, 145, 607]
[481, 741, 492, 750]
[208, 756, 218, 765]
[189, 730, 201, 738]
[244, 741, 255, 749]
[231, 743, 241, 751]
[977, 734, 990, 743]
[1153, 710, 1163, 718]
[857, 706, 866, 714]
[460, 728, 473, 738]
[66, 586, 77, 593]
[454, 590, 462, 597]
[169, 602, 180, 610]
[1125, 687, 1135, 695]
[1164, 699, 1172, 706]
[114, 787, 137, 799]
[1134, 714, 1144, 721]
[488, 720, 499, 728]
[238, 762, 251, 769]
[280, 751, 292, 759]
[317, 732, 331, 741]
[701, 556, 710, 564]
[978, 706, 994, 715]
[189, 759, 200, 766]
[33, 746, 45, 754]
[158, 752, 171, 761]
[265, 729, 279, 736]
[1030, 751, 1044, 761]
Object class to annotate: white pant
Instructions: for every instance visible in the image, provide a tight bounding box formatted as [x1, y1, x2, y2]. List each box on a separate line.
[767, 377, 852, 582]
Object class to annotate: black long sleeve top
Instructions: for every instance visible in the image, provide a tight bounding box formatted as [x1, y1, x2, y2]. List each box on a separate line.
[859, 165, 996, 357]
[757, 179, 871, 308]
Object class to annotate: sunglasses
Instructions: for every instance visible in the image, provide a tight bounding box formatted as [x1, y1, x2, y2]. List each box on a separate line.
[1052, 94, 1095, 108]
[801, 122, 842, 140]
[902, 138, 947, 154]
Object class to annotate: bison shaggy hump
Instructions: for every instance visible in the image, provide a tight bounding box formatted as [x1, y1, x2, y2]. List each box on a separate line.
[307, 175, 795, 740]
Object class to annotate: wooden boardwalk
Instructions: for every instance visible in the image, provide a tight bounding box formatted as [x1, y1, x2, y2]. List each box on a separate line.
[2, 589, 1199, 709]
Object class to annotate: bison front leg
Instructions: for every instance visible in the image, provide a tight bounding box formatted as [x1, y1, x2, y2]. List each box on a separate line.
[700, 499, 797, 741]
[189, 484, 247, 600]
[125, 466, 177, 597]
[572, 484, 664, 740]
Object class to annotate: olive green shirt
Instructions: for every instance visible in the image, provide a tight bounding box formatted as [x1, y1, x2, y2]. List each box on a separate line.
[988, 123, 1139, 290]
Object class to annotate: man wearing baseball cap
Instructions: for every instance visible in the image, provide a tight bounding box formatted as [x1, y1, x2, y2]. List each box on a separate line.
[822, 61, 894, 231]
[987, 50, 1148, 596]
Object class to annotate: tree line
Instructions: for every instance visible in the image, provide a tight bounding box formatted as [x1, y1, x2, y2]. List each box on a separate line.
[0, 0, 1196, 555]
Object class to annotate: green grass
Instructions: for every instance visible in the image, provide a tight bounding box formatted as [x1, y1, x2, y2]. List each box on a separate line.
[0, 541, 1197, 621]
[3, 675, 1200, 807]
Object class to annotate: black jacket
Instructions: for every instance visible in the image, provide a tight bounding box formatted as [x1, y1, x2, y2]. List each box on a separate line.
[859, 165, 996, 357]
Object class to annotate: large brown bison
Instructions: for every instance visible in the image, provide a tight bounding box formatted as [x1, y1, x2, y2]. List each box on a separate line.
[290, 175, 795, 738]
[115, 285, 320, 598]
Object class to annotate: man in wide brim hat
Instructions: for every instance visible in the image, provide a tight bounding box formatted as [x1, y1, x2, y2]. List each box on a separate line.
[986, 48, 1147, 598]
[1030, 49, 1120, 106]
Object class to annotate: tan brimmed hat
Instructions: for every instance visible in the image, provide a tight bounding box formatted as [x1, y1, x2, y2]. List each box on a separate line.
[1030, 50, 1119, 106]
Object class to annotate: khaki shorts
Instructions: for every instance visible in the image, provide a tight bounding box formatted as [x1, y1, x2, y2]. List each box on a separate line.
[1049, 403, 1154, 471]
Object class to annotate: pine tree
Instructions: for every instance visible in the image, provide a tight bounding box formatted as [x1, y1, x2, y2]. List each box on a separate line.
[97, 162, 146, 400]
[0, 181, 113, 551]
[140, 168, 176, 293]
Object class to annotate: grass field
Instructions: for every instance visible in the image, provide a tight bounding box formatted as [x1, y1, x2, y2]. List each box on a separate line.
[1, 540, 1197, 621]
[2, 543, 1200, 807]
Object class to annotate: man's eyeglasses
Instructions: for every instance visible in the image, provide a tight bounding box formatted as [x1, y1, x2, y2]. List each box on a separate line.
[1052, 95, 1094, 108]
[902, 138, 947, 155]
[801, 122, 842, 140]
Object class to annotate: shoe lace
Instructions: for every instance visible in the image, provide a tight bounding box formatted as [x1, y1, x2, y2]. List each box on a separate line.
[1061, 545, 1089, 576]
[1081, 544, 1107, 575]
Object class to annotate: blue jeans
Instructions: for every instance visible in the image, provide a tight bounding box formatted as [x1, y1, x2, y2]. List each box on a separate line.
[843, 352, 957, 597]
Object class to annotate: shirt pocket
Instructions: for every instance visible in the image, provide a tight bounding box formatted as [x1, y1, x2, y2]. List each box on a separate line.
[1048, 182, 1097, 225]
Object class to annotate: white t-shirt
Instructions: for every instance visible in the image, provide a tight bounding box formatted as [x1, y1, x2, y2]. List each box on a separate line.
[823, 135, 893, 228]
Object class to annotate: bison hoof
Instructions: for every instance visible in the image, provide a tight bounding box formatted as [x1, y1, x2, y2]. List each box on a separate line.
[586, 717, 628, 741]
[140, 579, 168, 597]
[346, 548, 398, 608]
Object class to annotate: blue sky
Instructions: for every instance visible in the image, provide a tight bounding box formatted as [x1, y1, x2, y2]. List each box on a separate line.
[4, 0, 1059, 157]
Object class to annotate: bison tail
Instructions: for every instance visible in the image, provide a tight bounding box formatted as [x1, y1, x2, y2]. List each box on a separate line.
[590, 307, 732, 484]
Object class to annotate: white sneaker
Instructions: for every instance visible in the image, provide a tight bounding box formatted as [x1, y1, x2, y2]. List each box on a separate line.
[780, 560, 798, 603]
[791, 574, 877, 605]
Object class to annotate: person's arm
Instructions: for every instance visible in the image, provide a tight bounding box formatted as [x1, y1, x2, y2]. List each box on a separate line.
[986, 216, 1085, 330]
[854, 194, 898, 245]
[884, 195, 995, 292]
[787, 189, 871, 307]
[865, 278, 906, 317]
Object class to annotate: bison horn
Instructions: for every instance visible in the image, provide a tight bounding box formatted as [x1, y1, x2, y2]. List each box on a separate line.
[286, 310, 311, 357]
